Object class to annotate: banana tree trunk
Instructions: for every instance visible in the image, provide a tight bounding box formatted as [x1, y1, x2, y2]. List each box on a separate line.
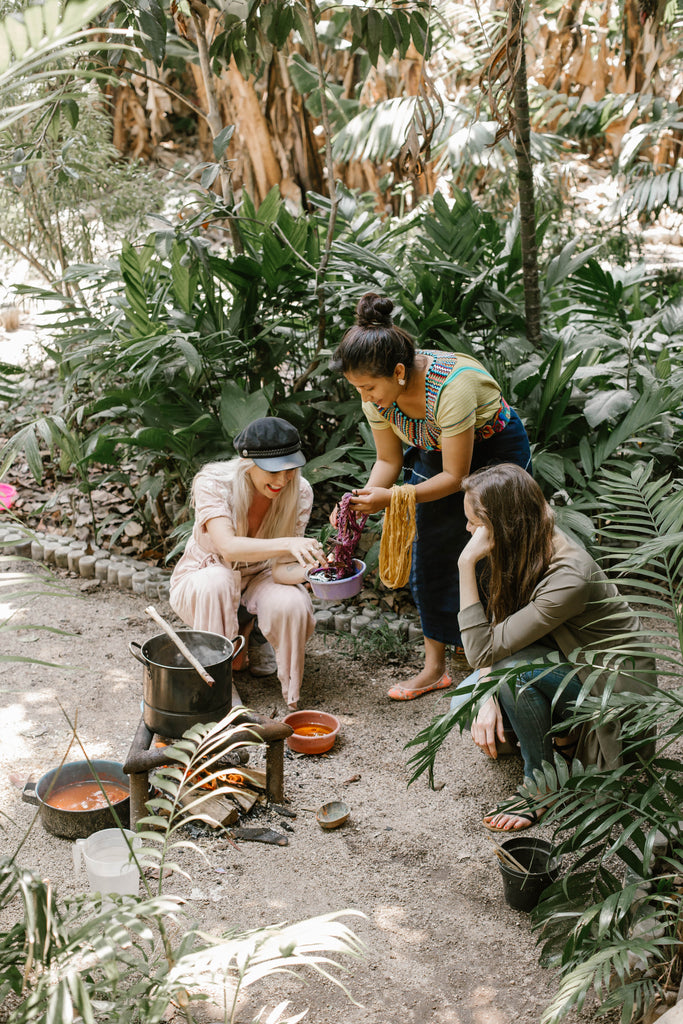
[510, 0, 542, 349]
[225, 59, 283, 202]
[190, 9, 243, 252]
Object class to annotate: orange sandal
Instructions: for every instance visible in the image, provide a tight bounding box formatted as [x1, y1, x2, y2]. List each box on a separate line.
[387, 672, 453, 701]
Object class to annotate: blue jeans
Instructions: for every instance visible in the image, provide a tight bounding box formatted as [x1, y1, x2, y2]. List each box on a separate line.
[450, 645, 582, 780]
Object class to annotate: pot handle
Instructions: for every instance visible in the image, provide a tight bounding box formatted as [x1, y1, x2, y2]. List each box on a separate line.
[72, 838, 86, 876]
[230, 635, 246, 661]
[129, 641, 147, 667]
[22, 778, 38, 806]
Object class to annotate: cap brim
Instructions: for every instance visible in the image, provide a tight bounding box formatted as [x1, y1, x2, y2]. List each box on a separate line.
[252, 450, 306, 472]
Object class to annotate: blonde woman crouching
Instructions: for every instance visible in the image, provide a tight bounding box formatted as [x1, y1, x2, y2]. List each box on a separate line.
[170, 417, 326, 710]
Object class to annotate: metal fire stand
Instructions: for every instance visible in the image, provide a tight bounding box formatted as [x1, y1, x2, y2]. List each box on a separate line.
[123, 689, 292, 827]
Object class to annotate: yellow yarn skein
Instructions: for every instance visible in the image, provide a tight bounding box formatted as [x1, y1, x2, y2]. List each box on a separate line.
[379, 484, 417, 589]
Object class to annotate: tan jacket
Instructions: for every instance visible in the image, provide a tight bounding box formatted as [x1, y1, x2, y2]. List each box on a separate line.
[458, 529, 657, 769]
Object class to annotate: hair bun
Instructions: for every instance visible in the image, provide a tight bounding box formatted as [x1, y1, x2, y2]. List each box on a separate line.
[356, 292, 394, 329]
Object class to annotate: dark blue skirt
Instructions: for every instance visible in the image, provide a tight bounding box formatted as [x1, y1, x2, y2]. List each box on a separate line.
[404, 409, 532, 647]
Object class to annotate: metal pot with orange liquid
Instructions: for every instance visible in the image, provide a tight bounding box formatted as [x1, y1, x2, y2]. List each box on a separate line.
[23, 760, 130, 839]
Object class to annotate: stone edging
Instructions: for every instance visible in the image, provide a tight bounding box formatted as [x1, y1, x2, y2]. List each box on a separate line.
[0, 523, 424, 641]
[310, 601, 423, 642]
[0, 525, 172, 601]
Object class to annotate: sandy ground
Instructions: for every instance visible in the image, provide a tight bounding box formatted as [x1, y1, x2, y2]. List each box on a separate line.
[0, 557, 612, 1024]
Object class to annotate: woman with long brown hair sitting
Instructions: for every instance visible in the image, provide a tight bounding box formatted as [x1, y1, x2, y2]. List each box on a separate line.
[455, 463, 657, 833]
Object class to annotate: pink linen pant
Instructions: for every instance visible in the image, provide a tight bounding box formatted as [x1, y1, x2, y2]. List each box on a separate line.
[169, 563, 314, 706]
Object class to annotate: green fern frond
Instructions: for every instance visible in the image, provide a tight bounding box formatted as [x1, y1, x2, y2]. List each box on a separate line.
[405, 665, 511, 786]
[613, 166, 683, 219]
[616, 110, 683, 173]
[540, 941, 667, 1024]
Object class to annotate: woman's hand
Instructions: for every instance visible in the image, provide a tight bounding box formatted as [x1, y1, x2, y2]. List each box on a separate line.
[348, 486, 392, 515]
[272, 537, 326, 585]
[285, 537, 327, 568]
[330, 484, 392, 524]
[470, 696, 506, 759]
[459, 524, 493, 568]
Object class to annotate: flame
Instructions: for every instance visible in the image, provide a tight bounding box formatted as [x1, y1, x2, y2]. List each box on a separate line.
[194, 768, 246, 791]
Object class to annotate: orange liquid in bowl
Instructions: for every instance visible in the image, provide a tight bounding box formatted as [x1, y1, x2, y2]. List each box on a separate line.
[293, 725, 333, 737]
[45, 780, 129, 812]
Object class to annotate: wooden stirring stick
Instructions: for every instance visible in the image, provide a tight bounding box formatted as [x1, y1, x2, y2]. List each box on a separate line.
[144, 605, 215, 687]
[485, 832, 531, 874]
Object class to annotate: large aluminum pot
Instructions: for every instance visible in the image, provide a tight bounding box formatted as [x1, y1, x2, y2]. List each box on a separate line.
[23, 760, 130, 839]
[129, 629, 245, 737]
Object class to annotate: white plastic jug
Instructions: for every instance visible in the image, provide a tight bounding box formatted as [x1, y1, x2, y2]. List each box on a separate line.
[72, 828, 141, 897]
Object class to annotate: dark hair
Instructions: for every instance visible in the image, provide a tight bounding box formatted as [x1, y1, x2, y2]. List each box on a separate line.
[461, 464, 555, 623]
[330, 292, 416, 380]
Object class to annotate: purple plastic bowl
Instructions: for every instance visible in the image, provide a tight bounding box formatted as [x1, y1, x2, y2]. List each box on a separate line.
[306, 559, 366, 601]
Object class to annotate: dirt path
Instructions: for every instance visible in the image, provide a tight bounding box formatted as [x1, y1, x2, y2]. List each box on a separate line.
[1, 558, 606, 1024]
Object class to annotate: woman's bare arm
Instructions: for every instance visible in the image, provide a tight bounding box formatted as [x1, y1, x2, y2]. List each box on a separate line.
[350, 427, 474, 516]
[205, 517, 324, 568]
[271, 559, 310, 585]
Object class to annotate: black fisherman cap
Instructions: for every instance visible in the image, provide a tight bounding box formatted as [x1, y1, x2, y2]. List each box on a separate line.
[233, 417, 306, 472]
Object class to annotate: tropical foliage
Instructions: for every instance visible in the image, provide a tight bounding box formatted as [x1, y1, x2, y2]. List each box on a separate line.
[5, 179, 681, 553]
[0, 713, 363, 1024]
[407, 458, 683, 1022]
[0, 0, 682, 1019]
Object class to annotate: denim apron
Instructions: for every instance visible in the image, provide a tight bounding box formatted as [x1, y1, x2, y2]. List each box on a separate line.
[404, 409, 531, 645]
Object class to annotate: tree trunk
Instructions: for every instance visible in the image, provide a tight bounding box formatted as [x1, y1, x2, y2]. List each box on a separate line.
[510, 0, 542, 349]
[265, 51, 325, 202]
[623, 0, 645, 90]
[225, 59, 283, 203]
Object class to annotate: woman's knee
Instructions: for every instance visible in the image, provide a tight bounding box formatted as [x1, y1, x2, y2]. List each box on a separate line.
[199, 564, 237, 587]
[505, 682, 553, 737]
[255, 584, 313, 628]
[180, 565, 240, 610]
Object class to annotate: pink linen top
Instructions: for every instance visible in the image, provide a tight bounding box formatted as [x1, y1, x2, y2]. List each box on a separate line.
[170, 461, 314, 587]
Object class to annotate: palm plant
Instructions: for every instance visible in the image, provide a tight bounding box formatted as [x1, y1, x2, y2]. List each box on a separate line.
[1, 711, 364, 1024]
[406, 457, 683, 1023]
[528, 459, 683, 1023]
[0, 0, 120, 127]
[0, 0, 165, 297]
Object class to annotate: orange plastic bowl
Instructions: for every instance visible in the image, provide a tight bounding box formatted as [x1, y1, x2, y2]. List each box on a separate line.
[283, 710, 341, 754]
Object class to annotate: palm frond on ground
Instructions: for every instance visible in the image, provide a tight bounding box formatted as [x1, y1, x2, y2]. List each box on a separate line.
[0, 715, 364, 1024]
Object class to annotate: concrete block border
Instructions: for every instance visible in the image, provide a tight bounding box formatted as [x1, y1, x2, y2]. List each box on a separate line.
[0, 523, 422, 641]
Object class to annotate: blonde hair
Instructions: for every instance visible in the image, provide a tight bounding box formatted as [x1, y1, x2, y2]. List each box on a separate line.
[193, 458, 302, 540]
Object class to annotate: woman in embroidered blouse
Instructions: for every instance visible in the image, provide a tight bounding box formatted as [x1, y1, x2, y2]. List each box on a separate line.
[169, 417, 326, 710]
[331, 292, 532, 701]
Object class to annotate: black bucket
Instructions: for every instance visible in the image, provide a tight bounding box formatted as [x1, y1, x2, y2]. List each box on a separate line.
[498, 836, 560, 912]
[130, 629, 244, 737]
